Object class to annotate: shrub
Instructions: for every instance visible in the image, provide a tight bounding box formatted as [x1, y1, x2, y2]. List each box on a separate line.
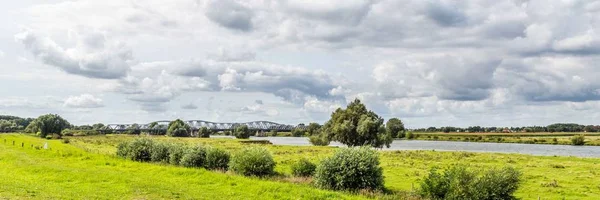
[45, 135, 53, 140]
[223, 130, 232, 136]
[291, 158, 316, 177]
[62, 138, 70, 144]
[406, 132, 415, 139]
[180, 146, 207, 168]
[309, 134, 330, 146]
[229, 147, 275, 176]
[291, 128, 305, 137]
[419, 165, 521, 200]
[552, 138, 558, 144]
[117, 138, 154, 162]
[150, 142, 170, 163]
[52, 133, 62, 139]
[571, 135, 585, 146]
[269, 130, 278, 136]
[314, 147, 384, 191]
[234, 125, 251, 139]
[198, 127, 211, 138]
[168, 145, 187, 165]
[205, 147, 230, 170]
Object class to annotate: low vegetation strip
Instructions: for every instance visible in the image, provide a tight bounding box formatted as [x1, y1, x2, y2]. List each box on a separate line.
[3, 134, 600, 199]
[0, 134, 364, 199]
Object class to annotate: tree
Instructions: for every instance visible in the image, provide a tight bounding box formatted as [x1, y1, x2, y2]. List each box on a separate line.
[234, 125, 250, 139]
[321, 99, 392, 148]
[167, 119, 191, 137]
[32, 114, 70, 138]
[306, 123, 321, 136]
[126, 123, 141, 134]
[0, 120, 18, 132]
[291, 127, 305, 137]
[198, 127, 211, 138]
[92, 123, 105, 130]
[385, 118, 405, 138]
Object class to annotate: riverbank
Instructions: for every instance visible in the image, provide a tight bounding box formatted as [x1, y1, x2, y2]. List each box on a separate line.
[2, 134, 598, 199]
[410, 132, 600, 146]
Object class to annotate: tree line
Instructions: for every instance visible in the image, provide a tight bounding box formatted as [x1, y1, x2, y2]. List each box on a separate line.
[412, 123, 600, 133]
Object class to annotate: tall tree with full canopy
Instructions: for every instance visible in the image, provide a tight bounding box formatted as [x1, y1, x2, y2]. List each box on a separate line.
[167, 119, 191, 137]
[31, 114, 70, 138]
[321, 99, 392, 148]
[386, 118, 405, 138]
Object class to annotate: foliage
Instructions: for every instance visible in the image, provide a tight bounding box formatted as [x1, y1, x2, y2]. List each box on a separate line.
[62, 129, 101, 136]
[571, 135, 585, 146]
[31, 114, 71, 138]
[116, 138, 154, 162]
[321, 99, 392, 148]
[386, 118, 405, 138]
[234, 125, 251, 139]
[306, 123, 321, 136]
[269, 130, 278, 136]
[0, 120, 19, 132]
[167, 119, 191, 137]
[180, 146, 207, 168]
[149, 142, 170, 163]
[205, 147, 230, 170]
[291, 158, 316, 177]
[314, 147, 384, 191]
[229, 147, 275, 177]
[168, 145, 187, 165]
[309, 134, 331, 146]
[406, 132, 415, 139]
[419, 165, 521, 200]
[291, 128, 305, 137]
[125, 124, 141, 135]
[198, 127, 212, 138]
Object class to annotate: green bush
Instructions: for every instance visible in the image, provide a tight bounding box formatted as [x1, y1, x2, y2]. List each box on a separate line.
[45, 135, 53, 140]
[234, 125, 251, 139]
[168, 145, 187, 165]
[229, 147, 275, 176]
[291, 158, 316, 177]
[269, 130, 278, 136]
[291, 128, 305, 137]
[309, 134, 330, 146]
[314, 147, 384, 191]
[406, 132, 414, 139]
[205, 147, 230, 170]
[223, 130, 231, 136]
[198, 127, 211, 138]
[150, 142, 170, 163]
[116, 138, 154, 162]
[571, 135, 585, 146]
[62, 138, 70, 144]
[180, 146, 207, 168]
[419, 165, 521, 200]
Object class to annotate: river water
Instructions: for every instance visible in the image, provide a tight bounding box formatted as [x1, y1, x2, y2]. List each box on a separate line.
[212, 136, 600, 158]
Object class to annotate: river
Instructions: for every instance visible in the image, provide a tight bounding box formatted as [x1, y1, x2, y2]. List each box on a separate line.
[212, 136, 600, 158]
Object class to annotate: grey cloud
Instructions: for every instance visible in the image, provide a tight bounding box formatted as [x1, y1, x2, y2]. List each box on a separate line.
[15, 30, 132, 79]
[204, 0, 253, 31]
[425, 1, 467, 27]
[181, 103, 198, 109]
[281, 0, 374, 26]
[496, 56, 600, 102]
[255, 100, 263, 105]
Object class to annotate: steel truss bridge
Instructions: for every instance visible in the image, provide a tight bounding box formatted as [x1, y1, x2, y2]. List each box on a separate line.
[103, 120, 301, 132]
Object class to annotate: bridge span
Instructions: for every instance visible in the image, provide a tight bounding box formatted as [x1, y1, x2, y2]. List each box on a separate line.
[103, 120, 301, 132]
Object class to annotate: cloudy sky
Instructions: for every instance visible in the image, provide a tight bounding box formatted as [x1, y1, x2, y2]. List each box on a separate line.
[1, 0, 600, 127]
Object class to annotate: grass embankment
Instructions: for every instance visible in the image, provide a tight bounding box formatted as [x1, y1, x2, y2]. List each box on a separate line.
[0, 134, 364, 199]
[411, 132, 600, 146]
[3, 134, 600, 199]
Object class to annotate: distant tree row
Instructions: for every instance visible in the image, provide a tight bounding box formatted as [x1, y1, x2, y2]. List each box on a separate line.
[0, 115, 35, 132]
[411, 123, 599, 133]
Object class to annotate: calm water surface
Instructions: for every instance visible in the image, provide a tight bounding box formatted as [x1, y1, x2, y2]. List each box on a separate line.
[212, 136, 600, 158]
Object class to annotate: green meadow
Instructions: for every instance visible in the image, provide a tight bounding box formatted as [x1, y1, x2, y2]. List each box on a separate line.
[2, 133, 600, 199]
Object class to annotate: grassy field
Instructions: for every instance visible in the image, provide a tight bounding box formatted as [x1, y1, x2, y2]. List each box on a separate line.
[411, 132, 600, 146]
[2, 133, 600, 199]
